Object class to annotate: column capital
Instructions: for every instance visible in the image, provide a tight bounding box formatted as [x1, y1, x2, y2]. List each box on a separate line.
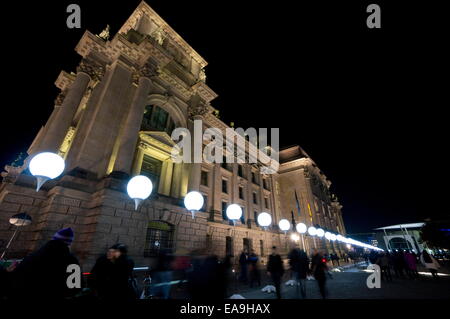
[188, 99, 209, 120]
[132, 63, 159, 84]
[54, 89, 68, 107]
[77, 58, 105, 81]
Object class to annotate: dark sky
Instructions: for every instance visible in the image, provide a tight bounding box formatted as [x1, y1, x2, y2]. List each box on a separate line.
[0, 1, 446, 233]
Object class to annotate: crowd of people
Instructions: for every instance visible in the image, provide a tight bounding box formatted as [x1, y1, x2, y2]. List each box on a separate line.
[0, 227, 444, 300]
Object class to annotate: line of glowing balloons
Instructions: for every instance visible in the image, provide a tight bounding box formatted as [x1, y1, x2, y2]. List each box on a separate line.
[27, 152, 385, 248]
[277, 218, 383, 251]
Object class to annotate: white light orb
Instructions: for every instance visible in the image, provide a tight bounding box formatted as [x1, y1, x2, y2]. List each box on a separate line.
[184, 191, 204, 211]
[296, 222, 307, 234]
[127, 175, 153, 200]
[278, 219, 291, 232]
[290, 233, 300, 241]
[257, 212, 272, 227]
[330, 233, 337, 241]
[325, 232, 332, 240]
[29, 152, 65, 179]
[226, 204, 242, 220]
[316, 228, 325, 237]
[308, 226, 317, 236]
[336, 235, 344, 242]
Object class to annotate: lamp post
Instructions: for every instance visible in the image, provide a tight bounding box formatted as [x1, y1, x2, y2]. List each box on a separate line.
[184, 191, 204, 219]
[126, 175, 153, 210]
[1, 213, 32, 260]
[257, 212, 272, 230]
[226, 204, 242, 226]
[28, 152, 65, 191]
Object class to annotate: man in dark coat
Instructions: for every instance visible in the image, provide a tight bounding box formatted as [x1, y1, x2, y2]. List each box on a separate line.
[311, 249, 328, 299]
[238, 250, 248, 283]
[10, 227, 79, 299]
[288, 249, 309, 298]
[267, 246, 284, 299]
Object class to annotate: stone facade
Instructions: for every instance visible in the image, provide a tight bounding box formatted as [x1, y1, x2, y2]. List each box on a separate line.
[0, 1, 347, 271]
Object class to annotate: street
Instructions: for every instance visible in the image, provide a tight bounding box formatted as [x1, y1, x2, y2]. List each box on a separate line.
[226, 263, 450, 299]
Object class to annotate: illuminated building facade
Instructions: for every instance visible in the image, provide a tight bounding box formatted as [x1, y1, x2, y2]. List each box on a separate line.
[0, 2, 346, 269]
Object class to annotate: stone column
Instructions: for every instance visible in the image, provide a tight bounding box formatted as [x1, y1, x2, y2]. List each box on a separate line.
[112, 64, 153, 175]
[37, 59, 101, 153]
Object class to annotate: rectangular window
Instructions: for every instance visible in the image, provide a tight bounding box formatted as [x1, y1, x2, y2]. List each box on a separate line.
[238, 165, 244, 178]
[222, 179, 228, 194]
[251, 172, 257, 184]
[240, 206, 245, 224]
[260, 240, 264, 256]
[144, 221, 174, 257]
[243, 238, 252, 253]
[226, 236, 233, 256]
[200, 171, 208, 186]
[264, 197, 269, 208]
[239, 186, 244, 200]
[202, 195, 208, 211]
[254, 211, 258, 225]
[253, 192, 258, 204]
[140, 155, 162, 193]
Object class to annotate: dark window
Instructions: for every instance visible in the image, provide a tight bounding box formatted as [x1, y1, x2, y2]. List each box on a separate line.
[141, 105, 175, 134]
[238, 165, 244, 177]
[263, 179, 269, 190]
[239, 186, 244, 200]
[254, 211, 258, 225]
[253, 192, 258, 204]
[202, 195, 208, 211]
[222, 202, 228, 220]
[243, 238, 252, 253]
[144, 221, 174, 257]
[260, 240, 264, 256]
[264, 197, 269, 208]
[140, 155, 162, 192]
[226, 236, 233, 256]
[251, 172, 257, 184]
[222, 179, 228, 194]
[240, 206, 245, 224]
[201, 171, 208, 186]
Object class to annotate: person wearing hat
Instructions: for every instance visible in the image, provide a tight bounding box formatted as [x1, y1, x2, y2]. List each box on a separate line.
[9, 227, 79, 299]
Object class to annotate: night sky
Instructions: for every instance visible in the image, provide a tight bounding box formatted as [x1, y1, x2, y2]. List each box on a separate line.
[0, 1, 446, 233]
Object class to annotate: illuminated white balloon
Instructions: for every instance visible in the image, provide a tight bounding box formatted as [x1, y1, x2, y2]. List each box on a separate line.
[278, 219, 291, 232]
[336, 235, 344, 242]
[184, 191, 204, 211]
[127, 175, 153, 210]
[330, 233, 337, 241]
[290, 233, 300, 241]
[29, 152, 65, 191]
[325, 232, 332, 240]
[307, 226, 317, 236]
[257, 212, 272, 227]
[316, 228, 325, 237]
[226, 204, 242, 220]
[296, 223, 307, 234]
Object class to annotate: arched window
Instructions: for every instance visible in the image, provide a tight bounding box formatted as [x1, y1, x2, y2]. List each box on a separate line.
[144, 221, 175, 257]
[141, 105, 176, 134]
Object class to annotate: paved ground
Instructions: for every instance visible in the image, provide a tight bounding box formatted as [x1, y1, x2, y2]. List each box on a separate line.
[235, 264, 450, 299]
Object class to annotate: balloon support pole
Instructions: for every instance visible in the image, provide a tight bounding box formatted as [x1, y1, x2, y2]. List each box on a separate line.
[190, 210, 195, 219]
[35, 176, 50, 192]
[134, 198, 143, 211]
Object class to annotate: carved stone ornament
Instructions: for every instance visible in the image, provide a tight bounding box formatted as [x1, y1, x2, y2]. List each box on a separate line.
[77, 58, 105, 81]
[188, 100, 209, 119]
[54, 90, 67, 106]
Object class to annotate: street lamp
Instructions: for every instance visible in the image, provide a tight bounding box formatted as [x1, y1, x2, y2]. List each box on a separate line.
[278, 219, 291, 234]
[126, 175, 153, 210]
[184, 191, 204, 219]
[1, 213, 32, 260]
[226, 204, 242, 225]
[29, 152, 65, 191]
[257, 212, 272, 229]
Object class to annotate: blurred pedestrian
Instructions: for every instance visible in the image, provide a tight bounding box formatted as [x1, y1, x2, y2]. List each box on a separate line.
[288, 248, 309, 298]
[376, 252, 392, 281]
[267, 246, 284, 299]
[404, 250, 418, 279]
[420, 250, 440, 278]
[393, 250, 406, 278]
[9, 227, 79, 299]
[150, 249, 174, 299]
[248, 250, 261, 288]
[90, 243, 136, 300]
[238, 250, 248, 283]
[311, 249, 328, 299]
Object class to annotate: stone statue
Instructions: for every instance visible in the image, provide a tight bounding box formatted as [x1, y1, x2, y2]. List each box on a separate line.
[98, 25, 110, 41]
[199, 68, 206, 82]
[152, 28, 165, 45]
